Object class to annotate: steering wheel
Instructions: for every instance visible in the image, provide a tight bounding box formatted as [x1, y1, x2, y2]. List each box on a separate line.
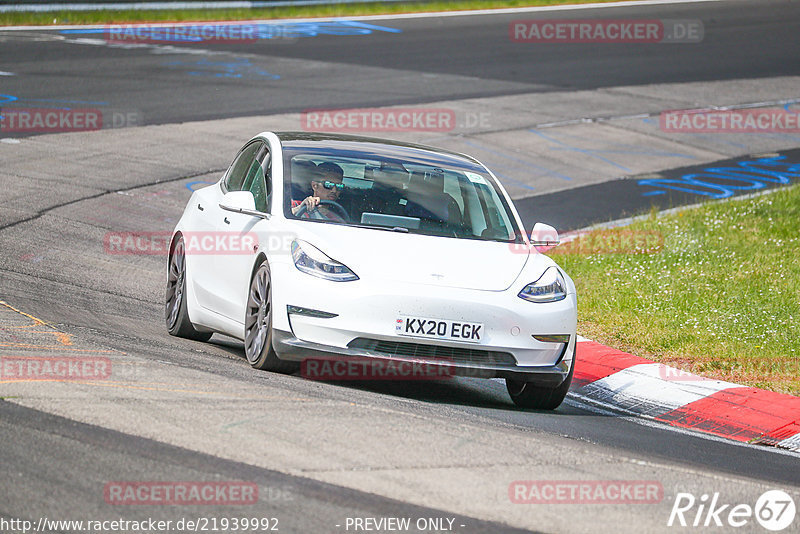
[294, 199, 350, 222]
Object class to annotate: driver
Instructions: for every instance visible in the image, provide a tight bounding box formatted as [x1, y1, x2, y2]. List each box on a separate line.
[291, 162, 346, 221]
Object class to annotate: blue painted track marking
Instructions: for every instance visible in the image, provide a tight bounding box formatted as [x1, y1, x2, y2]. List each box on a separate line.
[59, 20, 401, 41]
[163, 58, 280, 79]
[639, 155, 800, 198]
[0, 94, 108, 111]
[186, 180, 215, 191]
[1, 94, 109, 120]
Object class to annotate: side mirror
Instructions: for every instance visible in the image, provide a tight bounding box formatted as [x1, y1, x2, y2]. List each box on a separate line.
[530, 222, 560, 250]
[219, 191, 266, 219]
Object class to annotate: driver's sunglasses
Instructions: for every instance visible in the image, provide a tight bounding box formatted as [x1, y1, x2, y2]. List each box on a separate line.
[321, 181, 345, 191]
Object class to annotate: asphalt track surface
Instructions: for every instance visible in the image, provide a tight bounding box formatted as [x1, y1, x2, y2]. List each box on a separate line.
[0, 0, 798, 125]
[1, 1, 800, 533]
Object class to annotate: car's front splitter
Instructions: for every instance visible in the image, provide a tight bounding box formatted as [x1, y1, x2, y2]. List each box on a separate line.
[272, 329, 572, 386]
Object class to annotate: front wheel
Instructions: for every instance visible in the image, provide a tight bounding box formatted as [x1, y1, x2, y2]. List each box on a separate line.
[165, 236, 213, 342]
[506, 358, 574, 410]
[244, 260, 296, 373]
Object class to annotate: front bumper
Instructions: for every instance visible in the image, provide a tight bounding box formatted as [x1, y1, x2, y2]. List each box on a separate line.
[273, 329, 573, 385]
[270, 262, 577, 366]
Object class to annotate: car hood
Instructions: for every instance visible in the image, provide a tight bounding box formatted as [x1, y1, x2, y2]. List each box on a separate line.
[294, 223, 545, 291]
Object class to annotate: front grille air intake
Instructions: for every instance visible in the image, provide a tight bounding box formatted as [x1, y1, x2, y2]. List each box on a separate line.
[348, 338, 517, 366]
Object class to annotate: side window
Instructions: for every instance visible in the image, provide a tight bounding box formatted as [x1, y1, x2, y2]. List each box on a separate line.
[242, 145, 270, 213]
[224, 141, 262, 192]
[261, 152, 272, 212]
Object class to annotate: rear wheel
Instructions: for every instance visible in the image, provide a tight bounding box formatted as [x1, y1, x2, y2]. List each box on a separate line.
[165, 236, 212, 341]
[244, 260, 296, 373]
[506, 358, 574, 410]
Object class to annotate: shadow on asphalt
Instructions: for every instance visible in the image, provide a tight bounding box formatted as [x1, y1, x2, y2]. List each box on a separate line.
[206, 335, 603, 416]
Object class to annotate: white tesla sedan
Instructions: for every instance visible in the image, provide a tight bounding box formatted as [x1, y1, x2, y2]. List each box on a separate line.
[166, 132, 577, 409]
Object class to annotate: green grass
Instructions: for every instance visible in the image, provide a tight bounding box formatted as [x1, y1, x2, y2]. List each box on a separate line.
[555, 185, 800, 396]
[1, 0, 621, 26]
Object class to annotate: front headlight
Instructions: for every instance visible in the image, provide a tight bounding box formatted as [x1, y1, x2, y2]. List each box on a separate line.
[291, 240, 359, 282]
[518, 266, 567, 303]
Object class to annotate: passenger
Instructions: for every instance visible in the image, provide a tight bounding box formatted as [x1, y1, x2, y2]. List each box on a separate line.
[291, 162, 347, 221]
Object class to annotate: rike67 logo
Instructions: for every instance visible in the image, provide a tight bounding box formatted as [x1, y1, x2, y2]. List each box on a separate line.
[668, 490, 796, 531]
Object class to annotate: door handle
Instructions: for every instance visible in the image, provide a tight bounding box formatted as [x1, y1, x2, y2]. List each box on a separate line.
[197, 203, 204, 211]
[224, 217, 230, 225]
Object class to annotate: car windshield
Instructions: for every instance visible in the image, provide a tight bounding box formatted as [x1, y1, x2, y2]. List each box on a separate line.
[282, 139, 522, 242]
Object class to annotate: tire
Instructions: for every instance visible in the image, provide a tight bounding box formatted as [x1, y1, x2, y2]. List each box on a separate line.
[166, 236, 213, 342]
[506, 356, 574, 410]
[244, 260, 296, 373]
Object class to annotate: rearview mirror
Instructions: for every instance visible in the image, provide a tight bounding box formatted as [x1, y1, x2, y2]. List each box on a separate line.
[219, 191, 267, 219]
[530, 222, 560, 249]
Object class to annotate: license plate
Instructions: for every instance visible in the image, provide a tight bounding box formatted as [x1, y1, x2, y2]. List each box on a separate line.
[396, 316, 483, 343]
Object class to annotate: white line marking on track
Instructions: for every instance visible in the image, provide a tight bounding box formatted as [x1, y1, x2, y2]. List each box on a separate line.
[777, 433, 800, 452]
[584, 362, 737, 413]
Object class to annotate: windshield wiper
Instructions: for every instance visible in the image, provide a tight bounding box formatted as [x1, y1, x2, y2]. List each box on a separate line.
[349, 224, 411, 233]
